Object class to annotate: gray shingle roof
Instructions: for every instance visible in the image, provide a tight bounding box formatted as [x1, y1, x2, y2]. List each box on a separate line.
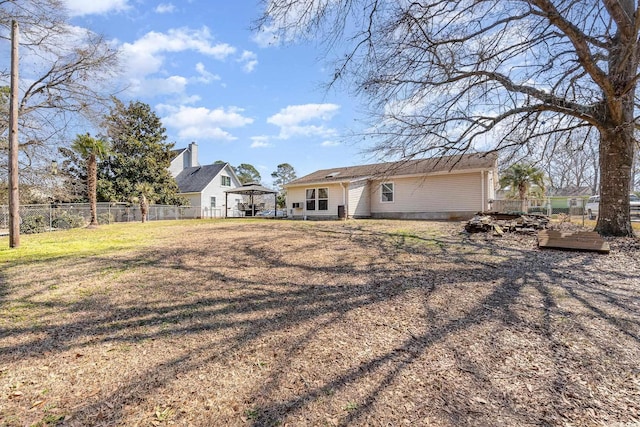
[287, 152, 497, 186]
[170, 147, 186, 159]
[175, 164, 226, 193]
[548, 186, 592, 197]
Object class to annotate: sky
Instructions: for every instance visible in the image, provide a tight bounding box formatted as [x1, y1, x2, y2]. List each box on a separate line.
[63, 0, 369, 186]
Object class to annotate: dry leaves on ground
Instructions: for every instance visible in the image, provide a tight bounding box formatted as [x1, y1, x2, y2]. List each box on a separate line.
[1, 220, 639, 426]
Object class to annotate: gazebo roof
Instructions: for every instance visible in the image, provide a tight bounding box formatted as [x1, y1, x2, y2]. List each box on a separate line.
[224, 182, 278, 195]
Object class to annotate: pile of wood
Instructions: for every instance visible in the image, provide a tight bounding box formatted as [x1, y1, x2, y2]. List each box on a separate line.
[465, 212, 550, 234]
[538, 230, 610, 254]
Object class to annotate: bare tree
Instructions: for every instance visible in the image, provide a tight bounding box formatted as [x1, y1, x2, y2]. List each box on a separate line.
[536, 129, 599, 194]
[258, 0, 639, 236]
[0, 0, 119, 180]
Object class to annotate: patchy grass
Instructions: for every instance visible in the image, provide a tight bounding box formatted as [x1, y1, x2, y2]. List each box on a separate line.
[0, 220, 221, 264]
[0, 219, 639, 426]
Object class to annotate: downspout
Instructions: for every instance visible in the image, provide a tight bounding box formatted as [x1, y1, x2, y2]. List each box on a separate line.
[481, 170, 485, 213]
[340, 181, 347, 218]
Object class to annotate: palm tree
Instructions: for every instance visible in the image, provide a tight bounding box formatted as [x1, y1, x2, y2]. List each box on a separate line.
[499, 164, 546, 213]
[135, 182, 155, 223]
[71, 134, 109, 227]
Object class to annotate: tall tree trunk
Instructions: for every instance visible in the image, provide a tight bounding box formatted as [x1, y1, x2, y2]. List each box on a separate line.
[519, 184, 528, 213]
[596, 16, 637, 237]
[87, 154, 98, 226]
[140, 194, 148, 223]
[596, 126, 635, 236]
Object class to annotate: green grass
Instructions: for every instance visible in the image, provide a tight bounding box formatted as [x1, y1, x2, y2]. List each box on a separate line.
[576, 218, 640, 232]
[0, 220, 215, 265]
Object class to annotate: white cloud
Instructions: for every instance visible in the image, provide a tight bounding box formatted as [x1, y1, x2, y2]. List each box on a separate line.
[181, 95, 202, 104]
[65, 0, 130, 16]
[238, 50, 258, 73]
[194, 62, 220, 83]
[267, 103, 340, 139]
[250, 136, 272, 148]
[122, 27, 235, 76]
[321, 140, 340, 147]
[126, 75, 189, 97]
[160, 105, 253, 141]
[155, 3, 176, 13]
[120, 27, 235, 97]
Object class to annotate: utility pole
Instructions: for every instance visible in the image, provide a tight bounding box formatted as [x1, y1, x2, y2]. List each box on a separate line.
[8, 20, 20, 248]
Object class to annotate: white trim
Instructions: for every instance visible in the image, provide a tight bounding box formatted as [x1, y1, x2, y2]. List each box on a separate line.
[304, 186, 330, 212]
[481, 170, 485, 212]
[380, 182, 395, 203]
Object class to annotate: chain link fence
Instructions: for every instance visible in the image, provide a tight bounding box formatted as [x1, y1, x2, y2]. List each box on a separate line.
[0, 203, 204, 235]
[490, 198, 589, 224]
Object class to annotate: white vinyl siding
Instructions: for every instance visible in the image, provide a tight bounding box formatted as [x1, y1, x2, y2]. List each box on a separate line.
[169, 151, 185, 177]
[381, 182, 394, 202]
[348, 181, 370, 217]
[370, 173, 484, 213]
[286, 187, 307, 217]
[192, 165, 242, 216]
[182, 193, 201, 207]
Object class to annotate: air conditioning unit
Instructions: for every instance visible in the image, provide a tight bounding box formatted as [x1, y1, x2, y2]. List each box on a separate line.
[292, 202, 301, 209]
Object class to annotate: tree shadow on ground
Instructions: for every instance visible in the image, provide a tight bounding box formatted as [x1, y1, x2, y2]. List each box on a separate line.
[1, 221, 638, 426]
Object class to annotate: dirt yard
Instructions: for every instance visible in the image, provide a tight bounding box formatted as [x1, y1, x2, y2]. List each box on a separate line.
[1, 220, 639, 426]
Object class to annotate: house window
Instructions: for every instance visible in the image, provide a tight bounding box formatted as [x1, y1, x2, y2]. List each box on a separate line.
[306, 189, 316, 210]
[318, 188, 328, 210]
[381, 183, 394, 202]
[210, 197, 216, 209]
[221, 175, 231, 186]
[306, 188, 329, 211]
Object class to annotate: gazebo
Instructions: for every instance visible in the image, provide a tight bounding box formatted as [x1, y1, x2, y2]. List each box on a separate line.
[224, 182, 278, 218]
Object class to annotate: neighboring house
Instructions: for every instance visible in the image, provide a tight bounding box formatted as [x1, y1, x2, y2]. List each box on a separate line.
[169, 142, 200, 177]
[285, 152, 498, 220]
[170, 142, 243, 217]
[547, 186, 592, 211]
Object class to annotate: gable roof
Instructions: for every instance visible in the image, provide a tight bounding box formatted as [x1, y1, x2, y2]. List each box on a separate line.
[288, 152, 497, 186]
[175, 164, 226, 193]
[170, 147, 186, 159]
[548, 186, 592, 197]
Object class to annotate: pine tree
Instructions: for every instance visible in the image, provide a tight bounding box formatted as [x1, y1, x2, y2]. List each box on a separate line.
[99, 99, 184, 206]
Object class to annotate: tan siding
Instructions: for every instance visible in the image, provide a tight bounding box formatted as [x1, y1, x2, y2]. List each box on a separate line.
[286, 187, 307, 217]
[348, 181, 370, 217]
[287, 183, 345, 217]
[370, 173, 484, 213]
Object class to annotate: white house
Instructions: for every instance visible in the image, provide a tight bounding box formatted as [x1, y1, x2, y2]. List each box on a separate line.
[285, 152, 498, 220]
[169, 142, 199, 177]
[170, 142, 243, 218]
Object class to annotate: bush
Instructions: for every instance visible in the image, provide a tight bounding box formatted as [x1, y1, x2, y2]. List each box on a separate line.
[20, 215, 46, 234]
[52, 211, 85, 229]
[98, 212, 114, 224]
